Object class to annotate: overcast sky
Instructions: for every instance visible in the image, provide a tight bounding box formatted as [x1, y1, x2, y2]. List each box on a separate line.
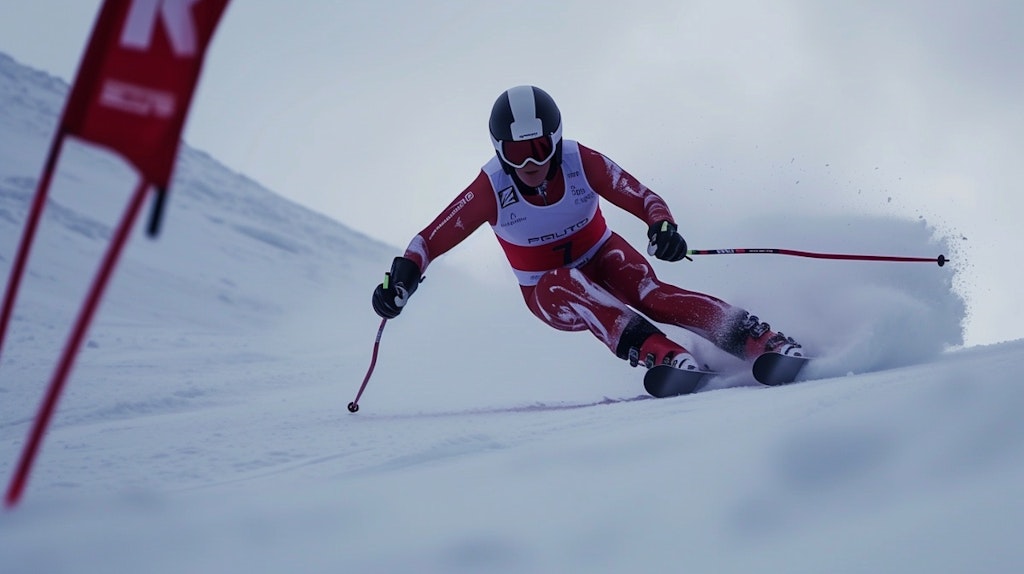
[0, 0, 1021, 346]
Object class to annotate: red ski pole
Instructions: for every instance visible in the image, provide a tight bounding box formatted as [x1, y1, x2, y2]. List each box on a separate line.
[687, 248, 948, 266]
[348, 319, 387, 413]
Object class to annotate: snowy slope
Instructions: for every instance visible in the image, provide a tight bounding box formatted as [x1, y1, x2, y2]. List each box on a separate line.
[3, 52, 1020, 573]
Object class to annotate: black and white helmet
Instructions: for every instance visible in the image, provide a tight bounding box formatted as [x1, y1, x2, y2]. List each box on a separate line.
[488, 86, 563, 175]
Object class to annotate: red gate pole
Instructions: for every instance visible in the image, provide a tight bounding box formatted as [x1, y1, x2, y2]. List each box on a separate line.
[5, 179, 151, 508]
[0, 136, 66, 360]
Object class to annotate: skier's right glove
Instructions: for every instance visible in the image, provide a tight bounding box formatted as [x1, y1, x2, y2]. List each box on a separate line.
[371, 256, 422, 319]
[647, 220, 689, 262]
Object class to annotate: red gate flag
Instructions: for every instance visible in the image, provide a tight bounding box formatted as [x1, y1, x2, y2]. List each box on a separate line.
[3, 0, 231, 508]
[62, 0, 231, 188]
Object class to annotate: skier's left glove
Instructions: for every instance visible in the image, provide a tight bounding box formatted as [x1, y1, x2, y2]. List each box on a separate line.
[647, 221, 688, 262]
[371, 256, 422, 319]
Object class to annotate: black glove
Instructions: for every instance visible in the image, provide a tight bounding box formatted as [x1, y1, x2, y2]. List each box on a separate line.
[371, 256, 422, 319]
[647, 221, 688, 262]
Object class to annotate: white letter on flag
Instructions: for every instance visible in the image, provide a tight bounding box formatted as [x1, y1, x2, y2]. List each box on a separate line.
[121, 0, 202, 57]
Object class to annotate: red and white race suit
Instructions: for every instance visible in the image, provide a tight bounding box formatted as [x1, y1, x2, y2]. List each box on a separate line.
[403, 140, 759, 363]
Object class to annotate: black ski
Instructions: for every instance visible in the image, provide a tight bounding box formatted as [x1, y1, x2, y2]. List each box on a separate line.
[752, 352, 810, 386]
[643, 365, 715, 398]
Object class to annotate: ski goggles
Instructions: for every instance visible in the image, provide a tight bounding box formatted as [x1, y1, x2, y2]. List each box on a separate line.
[496, 135, 558, 169]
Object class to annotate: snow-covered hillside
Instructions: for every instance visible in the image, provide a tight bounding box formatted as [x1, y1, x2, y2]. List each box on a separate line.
[3, 52, 1020, 573]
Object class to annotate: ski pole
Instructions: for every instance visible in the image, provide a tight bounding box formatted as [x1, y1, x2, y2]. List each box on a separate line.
[348, 318, 387, 413]
[687, 248, 948, 266]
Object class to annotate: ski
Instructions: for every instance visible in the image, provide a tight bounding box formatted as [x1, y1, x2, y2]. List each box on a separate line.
[643, 365, 715, 398]
[752, 352, 810, 386]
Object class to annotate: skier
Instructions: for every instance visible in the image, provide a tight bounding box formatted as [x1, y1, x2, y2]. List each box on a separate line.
[372, 85, 802, 377]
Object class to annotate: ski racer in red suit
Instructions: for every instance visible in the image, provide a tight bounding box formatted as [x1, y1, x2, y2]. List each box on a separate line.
[373, 85, 802, 375]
